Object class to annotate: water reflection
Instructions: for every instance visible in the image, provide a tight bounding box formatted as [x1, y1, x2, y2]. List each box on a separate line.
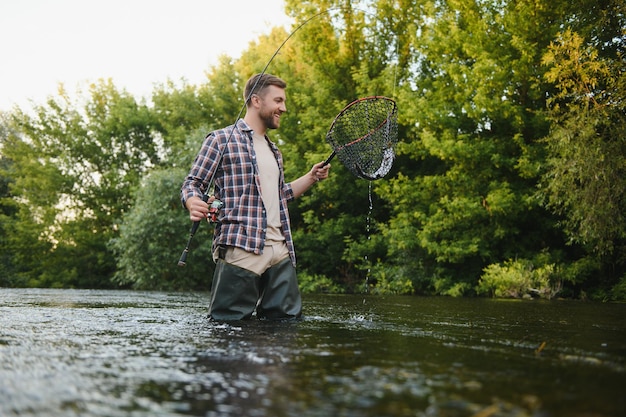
[0, 289, 624, 417]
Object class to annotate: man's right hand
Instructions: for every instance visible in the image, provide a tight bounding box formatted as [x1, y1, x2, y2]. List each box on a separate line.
[185, 196, 210, 222]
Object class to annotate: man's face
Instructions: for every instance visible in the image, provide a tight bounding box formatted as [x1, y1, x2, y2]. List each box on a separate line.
[256, 85, 287, 130]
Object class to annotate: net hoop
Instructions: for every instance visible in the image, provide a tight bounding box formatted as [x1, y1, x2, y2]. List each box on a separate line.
[326, 96, 398, 180]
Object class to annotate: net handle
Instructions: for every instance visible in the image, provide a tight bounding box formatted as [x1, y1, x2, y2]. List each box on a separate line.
[322, 150, 336, 166]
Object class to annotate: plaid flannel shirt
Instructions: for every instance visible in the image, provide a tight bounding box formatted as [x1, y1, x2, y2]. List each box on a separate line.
[181, 119, 297, 266]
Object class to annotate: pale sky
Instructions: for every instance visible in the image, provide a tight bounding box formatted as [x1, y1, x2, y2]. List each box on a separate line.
[0, 0, 292, 111]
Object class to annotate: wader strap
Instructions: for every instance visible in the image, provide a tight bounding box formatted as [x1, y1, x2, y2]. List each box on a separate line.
[218, 245, 227, 260]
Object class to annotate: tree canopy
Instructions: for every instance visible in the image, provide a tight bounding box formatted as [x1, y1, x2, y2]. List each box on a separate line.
[1, 0, 624, 300]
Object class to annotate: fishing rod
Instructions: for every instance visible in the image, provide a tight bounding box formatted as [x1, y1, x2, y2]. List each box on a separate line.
[177, 9, 335, 266]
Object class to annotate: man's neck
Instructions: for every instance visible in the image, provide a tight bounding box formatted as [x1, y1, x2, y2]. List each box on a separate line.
[243, 114, 266, 137]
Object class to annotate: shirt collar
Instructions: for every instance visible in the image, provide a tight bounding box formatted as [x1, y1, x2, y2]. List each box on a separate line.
[236, 118, 253, 134]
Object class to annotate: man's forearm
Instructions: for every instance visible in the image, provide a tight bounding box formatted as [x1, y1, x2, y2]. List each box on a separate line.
[290, 172, 319, 198]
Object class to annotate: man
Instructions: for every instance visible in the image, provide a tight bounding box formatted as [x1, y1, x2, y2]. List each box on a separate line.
[181, 73, 330, 321]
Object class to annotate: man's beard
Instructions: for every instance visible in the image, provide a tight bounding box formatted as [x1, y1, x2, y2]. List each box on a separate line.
[260, 107, 280, 130]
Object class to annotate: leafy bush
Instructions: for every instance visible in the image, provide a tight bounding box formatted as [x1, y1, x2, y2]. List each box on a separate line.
[476, 258, 561, 299]
[367, 267, 414, 295]
[110, 168, 213, 290]
[610, 274, 626, 301]
[298, 273, 344, 294]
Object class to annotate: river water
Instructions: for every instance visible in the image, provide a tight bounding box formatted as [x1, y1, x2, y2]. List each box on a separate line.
[0, 289, 624, 417]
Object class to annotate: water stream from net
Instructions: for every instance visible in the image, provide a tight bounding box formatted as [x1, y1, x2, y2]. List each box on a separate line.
[364, 181, 374, 293]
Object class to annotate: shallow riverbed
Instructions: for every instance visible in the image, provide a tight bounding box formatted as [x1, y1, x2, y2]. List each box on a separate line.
[1, 289, 624, 416]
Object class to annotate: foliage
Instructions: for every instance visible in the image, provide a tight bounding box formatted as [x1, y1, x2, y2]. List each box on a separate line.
[476, 257, 562, 299]
[378, 0, 563, 295]
[298, 272, 345, 294]
[609, 274, 626, 301]
[151, 56, 243, 161]
[0, 115, 17, 283]
[110, 168, 213, 291]
[366, 267, 414, 295]
[0, 0, 624, 299]
[541, 29, 626, 259]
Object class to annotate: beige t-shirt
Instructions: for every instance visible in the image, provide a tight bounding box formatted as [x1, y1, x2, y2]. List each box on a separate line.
[252, 133, 284, 242]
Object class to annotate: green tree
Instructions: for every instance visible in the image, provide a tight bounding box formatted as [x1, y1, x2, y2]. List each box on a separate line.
[0, 113, 18, 283]
[151, 55, 243, 162]
[110, 167, 214, 290]
[0, 119, 65, 286]
[540, 27, 626, 296]
[6, 80, 161, 287]
[378, 0, 565, 294]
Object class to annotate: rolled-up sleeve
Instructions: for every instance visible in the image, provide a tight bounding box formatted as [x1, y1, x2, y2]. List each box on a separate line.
[181, 132, 223, 207]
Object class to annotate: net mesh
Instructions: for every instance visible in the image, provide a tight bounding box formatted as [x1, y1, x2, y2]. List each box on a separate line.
[326, 96, 398, 180]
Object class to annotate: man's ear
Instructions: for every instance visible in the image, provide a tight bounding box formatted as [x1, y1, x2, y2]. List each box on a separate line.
[249, 94, 261, 109]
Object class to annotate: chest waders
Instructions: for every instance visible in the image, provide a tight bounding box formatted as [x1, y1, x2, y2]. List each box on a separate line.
[209, 257, 302, 321]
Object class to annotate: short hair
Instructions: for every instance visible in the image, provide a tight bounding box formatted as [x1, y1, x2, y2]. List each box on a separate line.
[244, 73, 287, 106]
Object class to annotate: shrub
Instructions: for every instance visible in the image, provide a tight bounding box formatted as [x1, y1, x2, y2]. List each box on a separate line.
[476, 259, 562, 299]
[298, 273, 344, 294]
